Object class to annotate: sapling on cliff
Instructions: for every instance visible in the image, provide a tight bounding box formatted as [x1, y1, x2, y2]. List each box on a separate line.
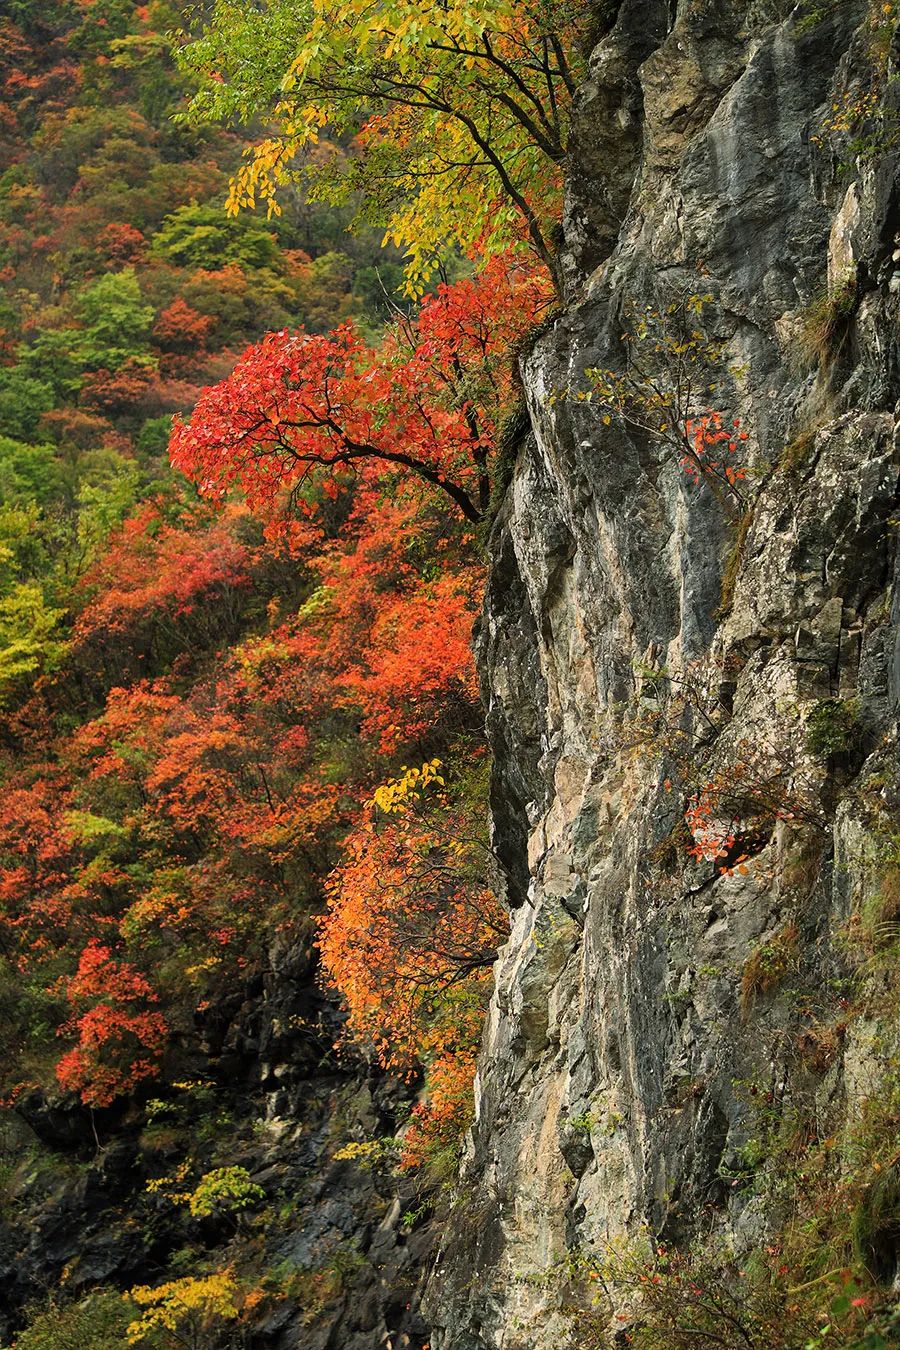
[586, 293, 750, 515]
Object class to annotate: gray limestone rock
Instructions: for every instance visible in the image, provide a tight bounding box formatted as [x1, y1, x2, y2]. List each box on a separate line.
[427, 0, 900, 1344]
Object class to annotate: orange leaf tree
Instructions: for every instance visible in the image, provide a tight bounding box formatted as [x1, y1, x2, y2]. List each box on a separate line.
[318, 762, 505, 1159]
[56, 940, 168, 1107]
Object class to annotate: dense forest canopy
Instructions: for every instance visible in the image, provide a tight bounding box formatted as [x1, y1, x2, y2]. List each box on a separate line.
[0, 0, 542, 1124]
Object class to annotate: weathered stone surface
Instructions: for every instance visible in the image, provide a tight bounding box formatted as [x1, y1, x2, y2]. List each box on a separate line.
[427, 0, 900, 1343]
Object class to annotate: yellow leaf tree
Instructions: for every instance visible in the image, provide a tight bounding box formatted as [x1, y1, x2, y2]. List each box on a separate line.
[176, 0, 587, 290]
[126, 1270, 241, 1350]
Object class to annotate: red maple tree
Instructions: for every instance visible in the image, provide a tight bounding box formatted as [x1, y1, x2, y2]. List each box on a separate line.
[170, 256, 553, 524]
[56, 940, 168, 1107]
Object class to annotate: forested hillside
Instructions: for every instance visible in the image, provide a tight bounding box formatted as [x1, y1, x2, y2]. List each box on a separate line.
[0, 1, 555, 1344]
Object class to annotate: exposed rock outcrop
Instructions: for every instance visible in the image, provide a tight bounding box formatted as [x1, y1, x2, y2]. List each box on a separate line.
[0, 953, 432, 1349]
[428, 0, 900, 1343]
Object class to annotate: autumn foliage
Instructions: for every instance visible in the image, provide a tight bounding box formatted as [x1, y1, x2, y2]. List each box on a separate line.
[178, 0, 586, 287]
[73, 505, 254, 642]
[319, 760, 504, 1165]
[55, 940, 168, 1107]
[318, 762, 503, 1071]
[0, 413, 497, 1130]
[0, 2, 559, 1344]
[171, 256, 552, 524]
[0, 0, 538, 1182]
[161, 246, 548, 1154]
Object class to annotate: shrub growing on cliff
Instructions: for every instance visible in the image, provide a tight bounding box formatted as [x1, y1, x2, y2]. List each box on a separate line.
[187, 1167, 265, 1221]
[810, 0, 900, 166]
[318, 761, 502, 1068]
[740, 921, 800, 1018]
[565, 1239, 875, 1349]
[5, 1289, 142, 1350]
[125, 1270, 241, 1348]
[805, 698, 860, 758]
[318, 759, 504, 1165]
[795, 275, 857, 372]
[586, 294, 750, 515]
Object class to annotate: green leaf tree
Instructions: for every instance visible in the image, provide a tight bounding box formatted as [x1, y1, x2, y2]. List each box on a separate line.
[150, 203, 282, 271]
[177, 0, 587, 290]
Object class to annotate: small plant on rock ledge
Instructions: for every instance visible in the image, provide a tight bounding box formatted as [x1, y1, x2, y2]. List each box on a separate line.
[621, 654, 736, 774]
[5, 1289, 141, 1350]
[805, 698, 861, 759]
[265, 1243, 366, 1328]
[856, 828, 900, 958]
[682, 739, 826, 872]
[186, 1166, 265, 1222]
[568, 1109, 596, 1134]
[332, 1136, 400, 1169]
[740, 921, 801, 1018]
[795, 275, 857, 373]
[717, 509, 754, 617]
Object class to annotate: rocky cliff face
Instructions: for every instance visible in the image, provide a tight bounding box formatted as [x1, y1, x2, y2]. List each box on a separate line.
[429, 0, 900, 1343]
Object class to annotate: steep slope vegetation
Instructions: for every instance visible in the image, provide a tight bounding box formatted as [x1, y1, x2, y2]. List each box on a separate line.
[0, 3, 497, 1346]
[1, 0, 899, 1347]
